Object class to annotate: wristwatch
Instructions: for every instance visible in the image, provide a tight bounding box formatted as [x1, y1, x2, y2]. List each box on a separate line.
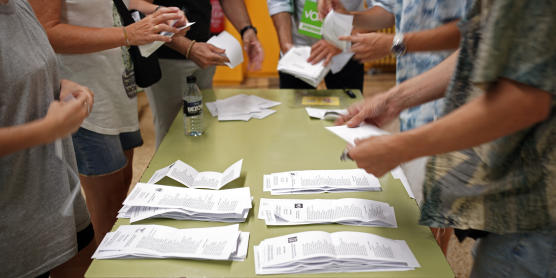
[391, 33, 407, 57]
[240, 25, 257, 38]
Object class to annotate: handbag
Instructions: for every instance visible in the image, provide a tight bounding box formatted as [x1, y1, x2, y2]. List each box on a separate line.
[113, 0, 162, 88]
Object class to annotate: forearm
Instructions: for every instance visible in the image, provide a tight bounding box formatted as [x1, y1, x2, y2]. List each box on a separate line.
[130, 0, 158, 15]
[394, 78, 552, 162]
[387, 50, 458, 110]
[271, 12, 294, 53]
[0, 119, 55, 157]
[165, 35, 191, 56]
[352, 6, 395, 32]
[404, 21, 460, 52]
[29, 0, 126, 53]
[221, 0, 252, 32]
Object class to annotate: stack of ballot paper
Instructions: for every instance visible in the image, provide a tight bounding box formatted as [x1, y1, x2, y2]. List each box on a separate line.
[93, 224, 249, 261]
[263, 169, 381, 195]
[258, 198, 396, 227]
[118, 183, 252, 223]
[254, 231, 420, 274]
[277, 46, 330, 87]
[205, 94, 281, 121]
[148, 159, 242, 189]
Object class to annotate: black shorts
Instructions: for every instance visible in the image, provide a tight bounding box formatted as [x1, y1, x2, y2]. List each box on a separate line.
[36, 223, 94, 278]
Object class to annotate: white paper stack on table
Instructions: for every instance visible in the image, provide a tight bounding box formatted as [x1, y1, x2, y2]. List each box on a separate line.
[254, 231, 420, 274]
[93, 224, 249, 261]
[148, 159, 242, 189]
[205, 94, 281, 121]
[118, 183, 252, 223]
[263, 169, 381, 195]
[258, 198, 396, 227]
[277, 46, 330, 87]
[207, 31, 243, 68]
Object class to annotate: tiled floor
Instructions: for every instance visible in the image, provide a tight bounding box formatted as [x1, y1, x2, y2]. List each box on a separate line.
[132, 73, 475, 277]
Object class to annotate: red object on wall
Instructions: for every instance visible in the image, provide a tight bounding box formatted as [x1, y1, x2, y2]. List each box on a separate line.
[210, 0, 224, 34]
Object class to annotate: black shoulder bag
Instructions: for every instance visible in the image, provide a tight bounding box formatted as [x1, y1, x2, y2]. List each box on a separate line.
[113, 0, 162, 88]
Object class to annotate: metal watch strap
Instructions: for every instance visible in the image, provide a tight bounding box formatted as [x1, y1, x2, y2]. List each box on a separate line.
[391, 33, 407, 57]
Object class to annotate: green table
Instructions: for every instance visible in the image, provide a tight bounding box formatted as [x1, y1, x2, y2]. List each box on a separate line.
[86, 89, 453, 278]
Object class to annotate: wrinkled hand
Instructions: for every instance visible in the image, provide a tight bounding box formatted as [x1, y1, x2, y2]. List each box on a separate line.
[46, 80, 94, 139]
[335, 91, 400, 128]
[126, 7, 183, 45]
[171, 9, 190, 37]
[243, 30, 264, 71]
[348, 135, 404, 177]
[189, 42, 229, 68]
[340, 33, 393, 62]
[308, 40, 341, 66]
[317, 0, 348, 19]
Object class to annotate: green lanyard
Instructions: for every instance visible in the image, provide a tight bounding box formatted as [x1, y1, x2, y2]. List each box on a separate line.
[298, 0, 322, 39]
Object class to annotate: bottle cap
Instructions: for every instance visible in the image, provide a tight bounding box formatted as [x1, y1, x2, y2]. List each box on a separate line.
[186, 75, 197, 83]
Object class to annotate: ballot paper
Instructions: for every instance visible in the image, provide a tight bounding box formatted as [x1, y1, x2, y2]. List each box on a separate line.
[326, 123, 389, 146]
[207, 31, 244, 68]
[138, 21, 195, 57]
[118, 183, 252, 223]
[277, 46, 330, 87]
[263, 169, 381, 195]
[147, 159, 242, 189]
[254, 231, 420, 274]
[93, 224, 249, 261]
[258, 198, 397, 227]
[205, 94, 280, 121]
[322, 11, 354, 51]
[305, 107, 347, 120]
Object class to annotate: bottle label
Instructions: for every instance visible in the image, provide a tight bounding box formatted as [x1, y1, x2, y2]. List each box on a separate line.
[184, 100, 202, 116]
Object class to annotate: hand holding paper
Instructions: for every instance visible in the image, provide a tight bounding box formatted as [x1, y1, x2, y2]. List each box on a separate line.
[207, 31, 244, 68]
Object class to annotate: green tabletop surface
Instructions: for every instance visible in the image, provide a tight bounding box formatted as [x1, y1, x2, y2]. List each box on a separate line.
[85, 89, 453, 278]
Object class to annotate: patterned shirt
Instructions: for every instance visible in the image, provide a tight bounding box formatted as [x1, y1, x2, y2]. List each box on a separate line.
[419, 0, 556, 234]
[371, 0, 470, 131]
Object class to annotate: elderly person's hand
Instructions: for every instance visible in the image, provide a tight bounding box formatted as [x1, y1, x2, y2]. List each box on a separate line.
[189, 42, 230, 68]
[335, 90, 401, 128]
[318, 0, 348, 19]
[348, 135, 404, 178]
[125, 7, 184, 45]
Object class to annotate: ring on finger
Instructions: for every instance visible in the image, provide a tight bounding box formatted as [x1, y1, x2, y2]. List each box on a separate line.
[153, 24, 159, 32]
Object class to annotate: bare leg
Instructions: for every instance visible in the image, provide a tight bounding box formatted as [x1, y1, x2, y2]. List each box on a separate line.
[123, 149, 134, 192]
[80, 165, 132, 244]
[50, 239, 96, 278]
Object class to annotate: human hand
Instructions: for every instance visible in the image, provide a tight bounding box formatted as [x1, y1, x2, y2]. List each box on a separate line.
[335, 91, 400, 128]
[340, 32, 393, 62]
[45, 80, 94, 139]
[348, 135, 405, 177]
[318, 0, 348, 19]
[172, 9, 190, 37]
[189, 42, 229, 68]
[280, 42, 294, 55]
[242, 30, 264, 71]
[307, 39, 341, 66]
[126, 7, 183, 45]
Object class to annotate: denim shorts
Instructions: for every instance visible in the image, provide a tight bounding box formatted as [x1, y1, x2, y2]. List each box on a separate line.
[72, 127, 143, 176]
[470, 232, 556, 278]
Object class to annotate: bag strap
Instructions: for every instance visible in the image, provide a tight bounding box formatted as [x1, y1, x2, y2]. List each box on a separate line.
[112, 0, 134, 26]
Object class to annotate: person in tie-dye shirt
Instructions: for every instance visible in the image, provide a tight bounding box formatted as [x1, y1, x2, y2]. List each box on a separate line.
[340, 0, 556, 276]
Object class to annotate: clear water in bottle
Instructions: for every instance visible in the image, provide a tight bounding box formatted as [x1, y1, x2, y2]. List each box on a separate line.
[183, 76, 203, 136]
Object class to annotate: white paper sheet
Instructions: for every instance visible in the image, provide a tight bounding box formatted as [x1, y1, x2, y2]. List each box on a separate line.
[254, 230, 420, 274]
[139, 21, 195, 58]
[263, 169, 381, 195]
[325, 124, 389, 146]
[93, 224, 247, 261]
[207, 31, 244, 68]
[258, 198, 397, 227]
[148, 159, 242, 189]
[305, 107, 347, 120]
[277, 46, 330, 87]
[205, 94, 280, 121]
[322, 11, 353, 51]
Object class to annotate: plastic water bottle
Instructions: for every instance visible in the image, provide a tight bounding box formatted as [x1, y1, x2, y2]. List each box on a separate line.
[183, 76, 203, 136]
